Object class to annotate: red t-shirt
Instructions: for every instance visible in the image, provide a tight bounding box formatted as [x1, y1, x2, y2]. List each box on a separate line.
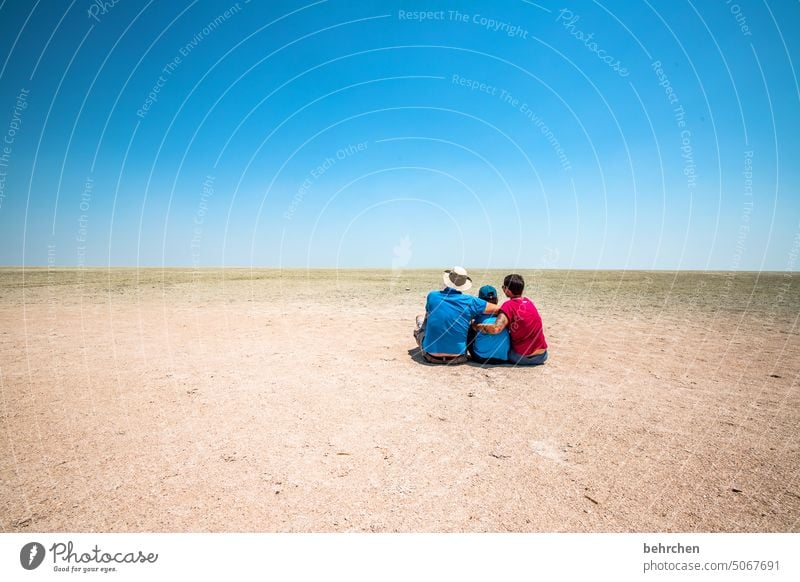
[500, 297, 548, 356]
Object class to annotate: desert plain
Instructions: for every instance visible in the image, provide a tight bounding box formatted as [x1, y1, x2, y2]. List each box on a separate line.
[0, 267, 798, 532]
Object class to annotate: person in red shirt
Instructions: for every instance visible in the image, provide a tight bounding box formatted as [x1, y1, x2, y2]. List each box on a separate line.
[472, 273, 548, 366]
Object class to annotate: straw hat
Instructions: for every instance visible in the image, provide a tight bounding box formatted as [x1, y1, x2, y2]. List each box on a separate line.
[442, 266, 473, 291]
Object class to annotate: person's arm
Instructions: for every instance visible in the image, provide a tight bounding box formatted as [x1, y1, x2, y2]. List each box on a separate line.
[483, 301, 503, 314]
[473, 312, 509, 335]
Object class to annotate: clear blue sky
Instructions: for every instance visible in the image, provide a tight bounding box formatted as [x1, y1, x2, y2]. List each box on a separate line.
[0, 0, 798, 270]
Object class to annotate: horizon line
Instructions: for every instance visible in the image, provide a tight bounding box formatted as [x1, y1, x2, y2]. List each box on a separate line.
[1, 265, 796, 274]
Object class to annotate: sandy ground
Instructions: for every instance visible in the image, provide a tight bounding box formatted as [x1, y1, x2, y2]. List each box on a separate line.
[0, 268, 798, 532]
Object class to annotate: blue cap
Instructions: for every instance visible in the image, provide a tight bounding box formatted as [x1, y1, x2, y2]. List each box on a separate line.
[478, 285, 497, 301]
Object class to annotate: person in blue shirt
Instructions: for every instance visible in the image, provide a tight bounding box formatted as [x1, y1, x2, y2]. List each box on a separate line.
[467, 285, 511, 365]
[413, 266, 502, 364]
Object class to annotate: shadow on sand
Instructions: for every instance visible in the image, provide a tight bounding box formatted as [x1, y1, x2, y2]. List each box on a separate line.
[407, 347, 512, 367]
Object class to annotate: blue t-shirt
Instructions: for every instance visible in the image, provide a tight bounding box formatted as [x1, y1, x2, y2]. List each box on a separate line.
[472, 313, 511, 361]
[423, 288, 487, 355]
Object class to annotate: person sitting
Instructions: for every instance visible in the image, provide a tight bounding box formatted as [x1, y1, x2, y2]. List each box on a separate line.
[471, 273, 548, 366]
[467, 285, 511, 365]
[414, 266, 502, 364]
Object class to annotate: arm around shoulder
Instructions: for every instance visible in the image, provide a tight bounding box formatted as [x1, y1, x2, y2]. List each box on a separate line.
[475, 312, 508, 335]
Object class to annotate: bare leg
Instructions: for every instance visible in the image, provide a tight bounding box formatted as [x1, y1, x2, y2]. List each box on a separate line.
[413, 314, 426, 348]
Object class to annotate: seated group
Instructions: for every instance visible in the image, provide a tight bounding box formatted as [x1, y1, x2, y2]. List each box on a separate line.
[413, 266, 548, 366]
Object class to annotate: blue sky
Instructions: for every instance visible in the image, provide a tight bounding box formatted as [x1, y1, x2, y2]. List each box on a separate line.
[0, 0, 798, 269]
